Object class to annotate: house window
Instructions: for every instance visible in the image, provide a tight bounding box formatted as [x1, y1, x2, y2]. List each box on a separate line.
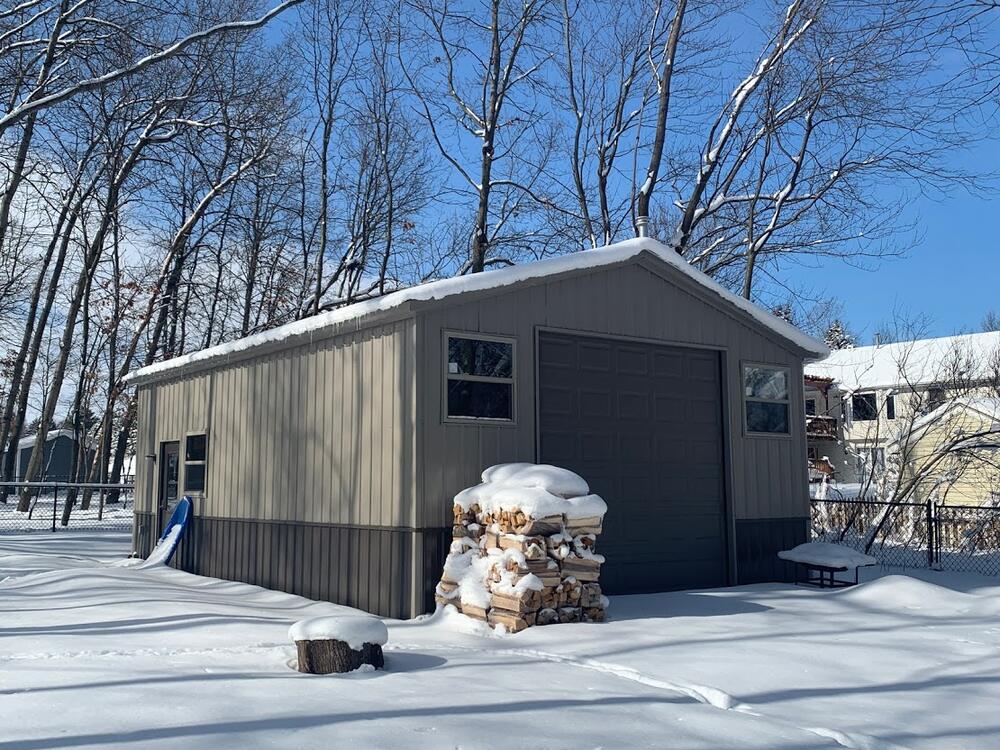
[926, 386, 946, 413]
[184, 433, 207, 493]
[886, 394, 896, 420]
[852, 393, 878, 421]
[743, 365, 790, 434]
[805, 398, 817, 416]
[445, 335, 515, 421]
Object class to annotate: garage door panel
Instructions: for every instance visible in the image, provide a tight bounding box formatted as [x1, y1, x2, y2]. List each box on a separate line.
[578, 341, 611, 371]
[580, 432, 614, 462]
[617, 392, 649, 420]
[538, 337, 577, 367]
[617, 345, 650, 375]
[538, 331, 727, 594]
[579, 390, 612, 418]
[687, 397, 721, 423]
[539, 431, 578, 463]
[539, 386, 575, 417]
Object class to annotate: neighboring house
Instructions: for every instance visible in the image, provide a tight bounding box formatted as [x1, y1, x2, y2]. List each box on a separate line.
[805, 331, 1000, 493]
[803, 374, 847, 481]
[890, 397, 1000, 507]
[1, 429, 87, 482]
[125, 238, 827, 618]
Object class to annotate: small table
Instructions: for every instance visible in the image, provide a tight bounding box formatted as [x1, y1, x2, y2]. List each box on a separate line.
[778, 542, 878, 589]
[792, 561, 874, 588]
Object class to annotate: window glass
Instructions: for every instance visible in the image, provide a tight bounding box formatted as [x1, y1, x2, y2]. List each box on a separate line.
[448, 338, 513, 378]
[805, 398, 817, 416]
[447, 380, 512, 420]
[886, 394, 896, 420]
[926, 386, 946, 413]
[746, 400, 789, 434]
[446, 335, 515, 421]
[184, 463, 206, 492]
[852, 393, 877, 421]
[744, 365, 790, 434]
[183, 433, 207, 493]
[185, 433, 207, 462]
[744, 367, 788, 400]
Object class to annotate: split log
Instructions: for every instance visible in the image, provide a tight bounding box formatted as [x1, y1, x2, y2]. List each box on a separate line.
[535, 607, 559, 626]
[580, 583, 603, 608]
[557, 606, 581, 624]
[295, 639, 384, 674]
[490, 589, 541, 613]
[461, 602, 489, 621]
[516, 514, 564, 536]
[488, 608, 535, 633]
[565, 516, 603, 536]
[498, 534, 546, 554]
[561, 557, 601, 582]
[582, 606, 606, 623]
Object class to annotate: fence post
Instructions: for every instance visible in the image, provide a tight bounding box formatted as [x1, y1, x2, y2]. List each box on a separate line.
[926, 498, 934, 568]
[51, 486, 58, 533]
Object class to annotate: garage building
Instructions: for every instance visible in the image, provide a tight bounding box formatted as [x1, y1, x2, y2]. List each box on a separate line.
[126, 238, 827, 617]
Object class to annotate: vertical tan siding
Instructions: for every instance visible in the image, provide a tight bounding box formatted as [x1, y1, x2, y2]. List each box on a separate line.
[415, 261, 809, 528]
[135, 319, 416, 528]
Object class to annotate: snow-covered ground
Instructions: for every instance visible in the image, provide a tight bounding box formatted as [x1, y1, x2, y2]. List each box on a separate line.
[2, 533, 999, 749]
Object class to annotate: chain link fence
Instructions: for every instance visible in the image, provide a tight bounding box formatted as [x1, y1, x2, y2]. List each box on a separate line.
[0, 482, 134, 533]
[811, 496, 1000, 577]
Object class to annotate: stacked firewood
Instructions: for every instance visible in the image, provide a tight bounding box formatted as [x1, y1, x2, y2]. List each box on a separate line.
[435, 464, 608, 633]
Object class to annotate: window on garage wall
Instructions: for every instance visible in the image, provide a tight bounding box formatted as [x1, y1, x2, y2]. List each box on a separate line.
[444, 333, 515, 422]
[184, 433, 208, 493]
[744, 364, 791, 435]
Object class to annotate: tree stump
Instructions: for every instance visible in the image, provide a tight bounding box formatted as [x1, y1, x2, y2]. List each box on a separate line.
[294, 638, 385, 674]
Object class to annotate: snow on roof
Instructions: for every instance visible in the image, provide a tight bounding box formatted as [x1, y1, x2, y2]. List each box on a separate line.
[126, 238, 827, 384]
[806, 331, 1000, 391]
[16, 429, 75, 448]
[889, 396, 1000, 449]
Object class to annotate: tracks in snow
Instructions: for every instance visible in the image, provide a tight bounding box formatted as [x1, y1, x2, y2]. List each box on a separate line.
[1, 638, 908, 750]
[385, 642, 910, 750]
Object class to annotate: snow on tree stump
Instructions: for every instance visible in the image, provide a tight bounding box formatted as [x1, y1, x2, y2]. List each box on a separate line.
[288, 615, 389, 674]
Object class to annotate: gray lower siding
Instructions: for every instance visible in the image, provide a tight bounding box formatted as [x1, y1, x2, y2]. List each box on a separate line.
[734, 517, 808, 584]
[133, 512, 449, 618]
[132, 512, 807, 615]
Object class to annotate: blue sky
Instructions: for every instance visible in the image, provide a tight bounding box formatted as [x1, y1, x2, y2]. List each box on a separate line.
[782, 137, 998, 342]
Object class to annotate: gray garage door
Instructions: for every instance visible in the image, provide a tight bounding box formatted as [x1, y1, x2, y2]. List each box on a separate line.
[537, 331, 728, 593]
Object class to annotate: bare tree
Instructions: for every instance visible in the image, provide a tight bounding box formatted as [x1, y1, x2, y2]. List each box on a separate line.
[404, 0, 557, 273]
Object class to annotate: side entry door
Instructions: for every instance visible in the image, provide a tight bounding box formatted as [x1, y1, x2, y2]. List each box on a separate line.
[158, 441, 180, 535]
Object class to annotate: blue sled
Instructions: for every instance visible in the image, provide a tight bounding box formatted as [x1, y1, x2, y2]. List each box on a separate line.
[138, 496, 192, 569]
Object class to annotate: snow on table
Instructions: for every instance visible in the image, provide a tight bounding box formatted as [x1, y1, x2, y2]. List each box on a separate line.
[2, 532, 999, 749]
[778, 541, 878, 569]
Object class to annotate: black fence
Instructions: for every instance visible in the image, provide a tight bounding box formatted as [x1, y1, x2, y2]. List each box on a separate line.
[811, 497, 1000, 577]
[0, 482, 134, 533]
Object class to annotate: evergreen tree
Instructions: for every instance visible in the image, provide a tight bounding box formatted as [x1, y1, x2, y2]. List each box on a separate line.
[824, 319, 857, 350]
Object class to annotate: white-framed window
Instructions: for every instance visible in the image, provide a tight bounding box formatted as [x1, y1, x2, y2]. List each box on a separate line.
[183, 433, 207, 493]
[743, 364, 790, 435]
[852, 393, 878, 421]
[805, 398, 817, 416]
[444, 333, 515, 422]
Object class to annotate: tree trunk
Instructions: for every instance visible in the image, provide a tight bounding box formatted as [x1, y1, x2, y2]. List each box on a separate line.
[294, 639, 384, 674]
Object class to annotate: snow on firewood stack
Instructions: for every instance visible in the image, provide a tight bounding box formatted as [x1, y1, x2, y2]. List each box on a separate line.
[435, 463, 609, 632]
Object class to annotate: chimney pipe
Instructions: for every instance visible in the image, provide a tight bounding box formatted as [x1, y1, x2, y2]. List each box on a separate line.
[635, 216, 649, 238]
